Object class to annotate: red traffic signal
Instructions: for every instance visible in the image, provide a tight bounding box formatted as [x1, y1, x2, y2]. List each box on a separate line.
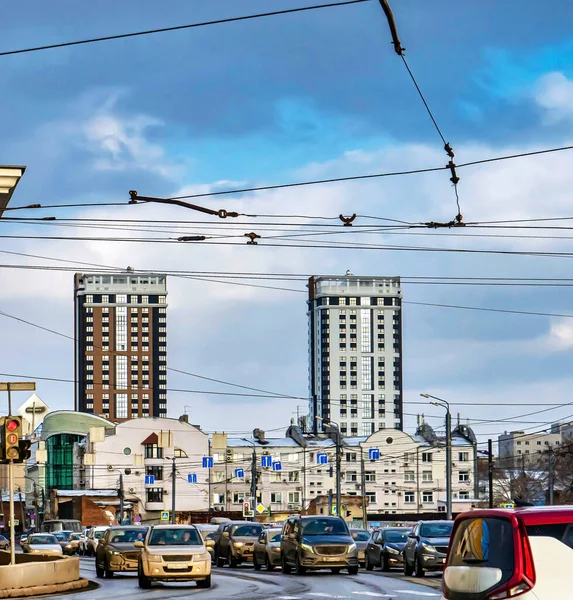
[6, 420, 18, 432]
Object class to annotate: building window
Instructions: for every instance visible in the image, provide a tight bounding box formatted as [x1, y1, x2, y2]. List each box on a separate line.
[346, 471, 358, 483]
[361, 422, 374, 436]
[115, 305, 127, 351]
[422, 491, 434, 503]
[146, 488, 163, 503]
[404, 491, 415, 504]
[366, 492, 376, 504]
[404, 471, 415, 482]
[141, 295, 149, 304]
[145, 444, 163, 459]
[270, 492, 282, 504]
[422, 452, 432, 463]
[458, 471, 470, 482]
[102, 295, 109, 303]
[213, 493, 225, 504]
[117, 294, 127, 303]
[146, 466, 164, 481]
[232, 492, 245, 504]
[85, 294, 93, 303]
[458, 452, 469, 462]
[288, 492, 300, 504]
[116, 355, 128, 389]
[361, 356, 373, 390]
[365, 471, 376, 482]
[361, 394, 373, 419]
[459, 491, 470, 500]
[422, 471, 432, 482]
[360, 309, 372, 353]
[115, 394, 128, 419]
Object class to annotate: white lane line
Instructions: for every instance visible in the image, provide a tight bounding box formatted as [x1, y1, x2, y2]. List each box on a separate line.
[309, 594, 349, 599]
[277, 597, 302, 599]
[352, 592, 394, 598]
[393, 592, 440, 597]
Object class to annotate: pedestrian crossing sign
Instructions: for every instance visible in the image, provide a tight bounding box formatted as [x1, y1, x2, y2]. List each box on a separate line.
[160, 511, 170, 521]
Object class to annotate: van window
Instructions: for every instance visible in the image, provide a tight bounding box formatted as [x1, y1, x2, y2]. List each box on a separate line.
[448, 518, 514, 590]
[526, 523, 573, 548]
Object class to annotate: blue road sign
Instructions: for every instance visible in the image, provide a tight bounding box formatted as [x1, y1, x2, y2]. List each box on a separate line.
[368, 448, 381, 461]
[202, 456, 214, 469]
[144, 475, 155, 485]
[317, 452, 328, 465]
[234, 468, 245, 478]
[261, 455, 272, 468]
[188, 473, 198, 484]
[272, 461, 282, 471]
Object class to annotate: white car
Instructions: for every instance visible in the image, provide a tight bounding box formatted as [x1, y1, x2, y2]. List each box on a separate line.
[24, 534, 63, 556]
[86, 526, 109, 556]
[441, 506, 573, 600]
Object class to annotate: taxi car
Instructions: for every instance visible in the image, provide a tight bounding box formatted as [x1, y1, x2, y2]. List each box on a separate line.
[136, 525, 211, 588]
[22, 533, 63, 556]
[95, 526, 148, 578]
[441, 506, 573, 600]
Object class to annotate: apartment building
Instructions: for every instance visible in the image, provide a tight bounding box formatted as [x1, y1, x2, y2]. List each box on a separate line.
[498, 428, 562, 468]
[74, 272, 168, 422]
[308, 274, 403, 436]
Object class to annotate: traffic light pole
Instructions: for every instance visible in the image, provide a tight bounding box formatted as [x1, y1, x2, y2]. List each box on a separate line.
[9, 459, 15, 565]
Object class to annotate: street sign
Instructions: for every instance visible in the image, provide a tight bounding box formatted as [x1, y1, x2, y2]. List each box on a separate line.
[160, 511, 170, 521]
[502, 503, 515, 509]
[317, 452, 328, 465]
[261, 455, 272, 468]
[9, 520, 19, 526]
[256, 504, 266, 514]
[144, 475, 155, 485]
[234, 468, 245, 478]
[188, 473, 198, 484]
[272, 461, 282, 471]
[202, 456, 214, 469]
[368, 448, 380, 461]
[135, 515, 141, 523]
[242, 502, 254, 517]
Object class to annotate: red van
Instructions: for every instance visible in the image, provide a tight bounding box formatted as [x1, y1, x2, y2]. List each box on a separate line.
[441, 506, 573, 600]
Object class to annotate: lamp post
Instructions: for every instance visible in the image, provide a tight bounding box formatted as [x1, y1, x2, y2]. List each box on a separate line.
[421, 393, 452, 520]
[241, 439, 257, 521]
[316, 417, 342, 518]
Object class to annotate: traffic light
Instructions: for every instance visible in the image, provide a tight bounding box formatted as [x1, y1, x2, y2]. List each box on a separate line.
[242, 501, 254, 517]
[15, 439, 32, 464]
[1, 417, 22, 462]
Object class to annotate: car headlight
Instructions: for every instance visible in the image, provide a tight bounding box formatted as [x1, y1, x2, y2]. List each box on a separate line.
[193, 553, 210, 562]
[347, 543, 357, 552]
[300, 543, 315, 554]
[273, 547, 281, 553]
[233, 542, 244, 548]
[421, 543, 436, 553]
[387, 546, 400, 555]
[147, 554, 162, 563]
[111, 551, 121, 555]
[65, 544, 72, 549]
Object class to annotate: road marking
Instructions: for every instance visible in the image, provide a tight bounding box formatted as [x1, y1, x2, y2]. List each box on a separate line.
[309, 594, 349, 599]
[277, 597, 302, 599]
[393, 592, 440, 597]
[352, 593, 395, 598]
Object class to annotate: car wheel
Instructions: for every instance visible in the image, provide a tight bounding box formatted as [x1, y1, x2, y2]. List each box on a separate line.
[196, 574, 212, 589]
[348, 566, 359, 576]
[215, 550, 224, 568]
[413, 554, 425, 578]
[138, 563, 151, 589]
[229, 554, 239, 568]
[365, 554, 374, 571]
[253, 554, 261, 571]
[104, 559, 114, 578]
[266, 555, 275, 571]
[282, 555, 292, 574]
[331, 567, 341, 574]
[95, 561, 104, 578]
[403, 554, 414, 576]
[382, 554, 390, 572]
[295, 553, 306, 576]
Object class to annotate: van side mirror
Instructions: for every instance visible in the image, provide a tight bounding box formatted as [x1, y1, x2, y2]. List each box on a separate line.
[408, 533, 417, 539]
[134, 541, 144, 548]
[288, 532, 297, 540]
[222, 531, 229, 538]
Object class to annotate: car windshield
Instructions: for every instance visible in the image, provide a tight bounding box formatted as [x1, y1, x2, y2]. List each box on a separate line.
[108, 529, 147, 543]
[94, 530, 106, 539]
[420, 523, 453, 538]
[31, 535, 57, 545]
[69, 534, 81, 541]
[148, 528, 202, 546]
[54, 532, 68, 541]
[385, 530, 408, 543]
[232, 525, 263, 537]
[351, 530, 370, 541]
[0, 535, 7, 542]
[303, 519, 348, 536]
[269, 531, 282, 543]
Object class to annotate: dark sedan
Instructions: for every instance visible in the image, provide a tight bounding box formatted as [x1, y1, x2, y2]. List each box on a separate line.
[365, 527, 409, 571]
[403, 520, 453, 577]
[350, 529, 370, 567]
[95, 526, 148, 578]
[54, 530, 76, 555]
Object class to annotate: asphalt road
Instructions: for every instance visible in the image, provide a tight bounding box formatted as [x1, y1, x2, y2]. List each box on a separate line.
[45, 557, 443, 600]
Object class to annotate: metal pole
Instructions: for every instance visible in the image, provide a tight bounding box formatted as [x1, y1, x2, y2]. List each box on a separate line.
[446, 410, 452, 520]
[7, 383, 12, 416]
[302, 448, 306, 513]
[251, 449, 257, 522]
[360, 451, 367, 528]
[119, 474, 124, 525]
[208, 440, 212, 519]
[488, 439, 494, 508]
[9, 460, 15, 565]
[18, 488, 24, 534]
[171, 458, 176, 524]
[33, 483, 39, 532]
[548, 447, 554, 506]
[336, 432, 341, 518]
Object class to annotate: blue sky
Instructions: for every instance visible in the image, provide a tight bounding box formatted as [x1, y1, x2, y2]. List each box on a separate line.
[2, 0, 573, 443]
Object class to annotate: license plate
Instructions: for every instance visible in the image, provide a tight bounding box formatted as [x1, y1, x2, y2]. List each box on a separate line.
[323, 556, 342, 562]
[167, 562, 189, 569]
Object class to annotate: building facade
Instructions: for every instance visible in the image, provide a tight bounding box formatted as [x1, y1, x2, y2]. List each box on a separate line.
[74, 272, 168, 421]
[498, 428, 562, 468]
[308, 274, 403, 435]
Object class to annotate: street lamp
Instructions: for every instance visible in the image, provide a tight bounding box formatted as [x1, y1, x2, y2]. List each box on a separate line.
[421, 393, 452, 520]
[315, 417, 342, 518]
[241, 439, 258, 521]
[0, 166, 26, 218]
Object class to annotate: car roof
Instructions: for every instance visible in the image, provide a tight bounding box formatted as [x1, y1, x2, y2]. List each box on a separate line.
[107, 525, 148, 530]
[228, 521, 262, 525]
[418, 520, 453, 525]
[150, 524, 199, 529]
[297, 515, 344, 521]
[457, 506, 573, 526]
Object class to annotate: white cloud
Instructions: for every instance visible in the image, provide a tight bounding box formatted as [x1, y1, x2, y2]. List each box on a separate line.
[546, 319, 573, 351]
[534, 72, 573, 123]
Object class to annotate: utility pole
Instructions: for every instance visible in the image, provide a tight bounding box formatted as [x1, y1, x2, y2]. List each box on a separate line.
[488, 439, 494, 509]
[118, 474, 124, 525]
[33, 483, 39, 532]
[171, 458, 176, 524]
[360, 451, 367, 528]
[335, 429, 342, 517]
[18, 488, 24, 532]
[548, 446, 554, 506]
[302, 448, 306, 513]
[251, 448, 257, 522]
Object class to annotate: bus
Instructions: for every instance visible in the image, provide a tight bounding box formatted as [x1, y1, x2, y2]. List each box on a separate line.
[41, 519, 82, 533]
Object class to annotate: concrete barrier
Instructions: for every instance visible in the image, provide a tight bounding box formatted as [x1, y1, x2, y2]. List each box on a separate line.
[0, 551, 87, 597]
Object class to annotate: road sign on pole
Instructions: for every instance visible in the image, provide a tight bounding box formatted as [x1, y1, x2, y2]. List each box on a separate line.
[368, 448, 380, 461]
[261, 455, 272, 468]
[187, 473, 198, 484]
[144, 475, 155, 485]
[272, 461, 282, 471]
[234, 468, 245, 479]
[317, 452, 328, 465]
[202, 457, 213, 469]
[160, 511, 170, 521]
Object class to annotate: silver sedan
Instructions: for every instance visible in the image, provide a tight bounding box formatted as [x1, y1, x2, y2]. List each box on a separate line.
[253, 528, 282, 571]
